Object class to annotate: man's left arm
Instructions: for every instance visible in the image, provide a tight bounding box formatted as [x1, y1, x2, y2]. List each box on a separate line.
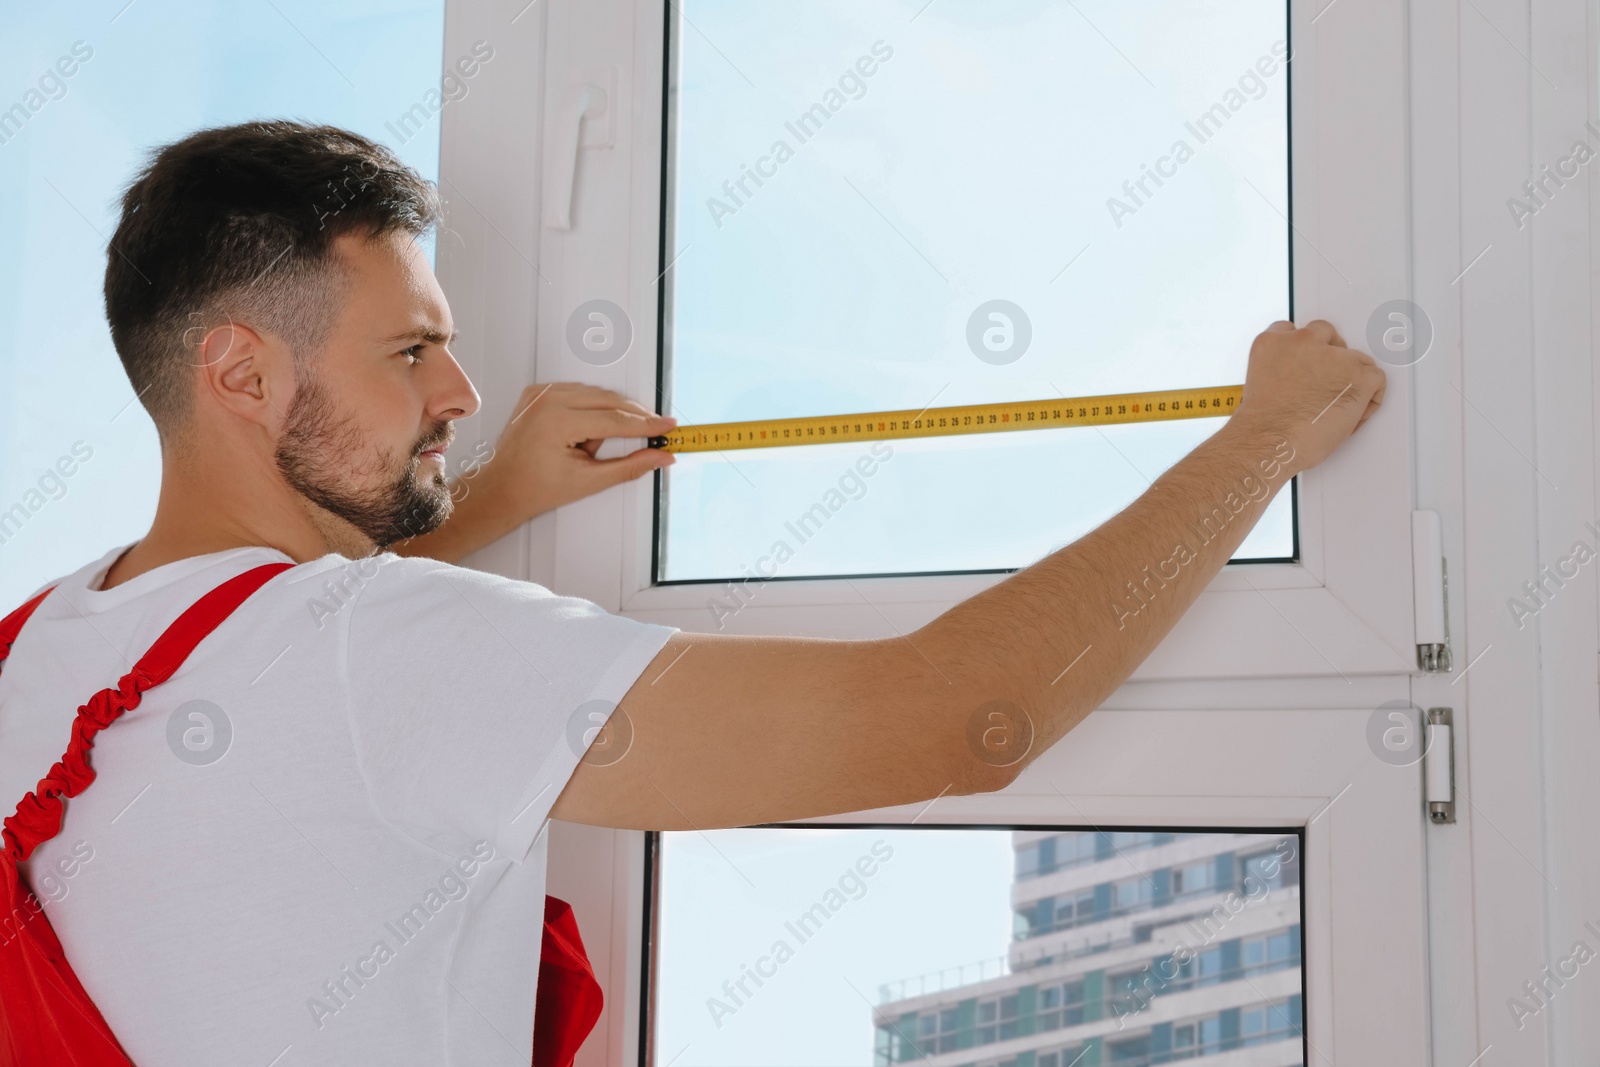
[394, 382, 677, 563]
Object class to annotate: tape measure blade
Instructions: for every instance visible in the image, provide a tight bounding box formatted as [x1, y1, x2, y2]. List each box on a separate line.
[653, 385, 1243, 453]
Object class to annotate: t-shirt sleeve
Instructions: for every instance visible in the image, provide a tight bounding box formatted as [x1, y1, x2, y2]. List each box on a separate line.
[340, 556, 676, 863]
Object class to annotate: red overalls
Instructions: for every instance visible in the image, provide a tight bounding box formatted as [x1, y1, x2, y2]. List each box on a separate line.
[0, 563, 602, 1066]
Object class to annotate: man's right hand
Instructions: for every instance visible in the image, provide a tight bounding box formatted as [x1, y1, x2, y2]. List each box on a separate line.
[1231, 319, 1387, 478]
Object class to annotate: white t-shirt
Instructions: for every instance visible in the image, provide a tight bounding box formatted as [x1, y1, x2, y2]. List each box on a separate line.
[0, 544, 675, 1066]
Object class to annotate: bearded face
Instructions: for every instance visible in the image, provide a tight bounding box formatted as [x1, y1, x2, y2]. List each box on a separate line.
[274, 368, 454, 549]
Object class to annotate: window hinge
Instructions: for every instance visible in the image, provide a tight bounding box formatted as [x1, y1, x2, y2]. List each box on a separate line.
[1412, 511, 1452, 673]
[1424, 707, 1456, 823]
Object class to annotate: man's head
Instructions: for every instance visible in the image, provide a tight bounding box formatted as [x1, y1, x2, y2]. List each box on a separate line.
[104, 121, 480, 551]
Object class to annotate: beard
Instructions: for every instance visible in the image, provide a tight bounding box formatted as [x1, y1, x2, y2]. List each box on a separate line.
[274, 371, 454, 549]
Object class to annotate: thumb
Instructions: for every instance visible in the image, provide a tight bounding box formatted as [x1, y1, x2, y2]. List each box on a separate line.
[591, 445, 674, 489]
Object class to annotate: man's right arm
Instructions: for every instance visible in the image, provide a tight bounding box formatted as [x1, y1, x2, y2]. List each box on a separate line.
[550, 320, 1386, 831]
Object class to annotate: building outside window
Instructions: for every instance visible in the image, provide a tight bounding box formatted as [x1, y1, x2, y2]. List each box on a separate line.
[877, 831, 1305, 1066]
[1018, 831, 1172, 882]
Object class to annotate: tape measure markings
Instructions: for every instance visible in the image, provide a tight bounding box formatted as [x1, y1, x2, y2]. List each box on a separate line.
[649, 385, 1245, 454]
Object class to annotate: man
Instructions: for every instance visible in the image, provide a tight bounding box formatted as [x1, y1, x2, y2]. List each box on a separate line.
[0, 122, 1382, 1064]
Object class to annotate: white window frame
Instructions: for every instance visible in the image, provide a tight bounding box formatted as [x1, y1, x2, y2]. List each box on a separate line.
[438, 0, 1434, 1063]
[432, 0, 1600, 1064]
[1403, 0, 1600, 1064]
[566, 703, 1430, 1066]
[517, 0, 1418, 682]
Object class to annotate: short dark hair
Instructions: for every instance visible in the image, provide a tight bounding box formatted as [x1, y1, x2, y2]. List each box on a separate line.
[104, 121, 442, 433]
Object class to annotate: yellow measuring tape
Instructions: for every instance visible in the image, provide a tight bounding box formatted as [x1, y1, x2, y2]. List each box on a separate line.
[650, 385, 1245, 453]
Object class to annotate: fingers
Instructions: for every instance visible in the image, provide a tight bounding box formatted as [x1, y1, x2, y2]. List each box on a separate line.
[1301, 319, 1347, 348]
[1355, 364, 1387, 429]
[563, 407, 677, 441]
[544, 382, 662, 416]
[1260, 318, 1345, 345]
[515, 382, 670, 424]
[592, 445, 674, 489]
[574, 389, 657, 419]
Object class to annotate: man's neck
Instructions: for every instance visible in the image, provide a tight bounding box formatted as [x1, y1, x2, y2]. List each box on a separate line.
[102, 462, 373, 590]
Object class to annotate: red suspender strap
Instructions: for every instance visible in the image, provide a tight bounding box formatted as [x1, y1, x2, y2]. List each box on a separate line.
[0, 562, 602, 1065]
[0, 588, 53, 664]
[533, 896, 605, 1067]
[0, 561, 290, 1067]
[1, 563, 292, 863]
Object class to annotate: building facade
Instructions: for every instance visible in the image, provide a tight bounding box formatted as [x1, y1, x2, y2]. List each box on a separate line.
[874, 831, 1305, 1067]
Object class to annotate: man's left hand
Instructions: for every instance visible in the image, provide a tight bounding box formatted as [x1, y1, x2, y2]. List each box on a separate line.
[476, 382, 676, 518]
[395, 382, 676, 563]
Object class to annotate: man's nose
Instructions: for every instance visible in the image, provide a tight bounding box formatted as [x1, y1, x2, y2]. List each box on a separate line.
[430, 348, 482, 421]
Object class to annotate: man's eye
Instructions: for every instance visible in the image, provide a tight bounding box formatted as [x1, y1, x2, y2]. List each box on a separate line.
[403, 344, 426, 364]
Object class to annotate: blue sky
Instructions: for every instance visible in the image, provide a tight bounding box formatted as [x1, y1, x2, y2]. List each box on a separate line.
[0, 0, 445, 606]
[660, 0, 1293, 581]
[657, 827, 1016, 1066]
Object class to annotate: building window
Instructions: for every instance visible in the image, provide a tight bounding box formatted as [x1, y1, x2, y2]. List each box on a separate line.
[1106, 1033, 1150, 1062]
[1194, 944, 1228, 987]
[1240, 842, 1300, 894]
[1037, 979, 1087, 1031]
[1059, 889, 1099, 934]
[1243, 925, 1301, 976]
[997, 992, 1023, 1040]
[1016, 839, 1049, 879]
[1113, 876, 1154, 912]
[976, 998, 998, 1044]
[1108, 968, 1156, 1018]
[1016, 831, 1107, 880]
[1240, 997, 1301, 1047]
[1060, 832, 1100, 867]
[1171, 860, 1215, 898]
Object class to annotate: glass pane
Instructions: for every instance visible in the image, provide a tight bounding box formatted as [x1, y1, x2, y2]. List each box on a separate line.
[658, 0, 1293, 583]
[0, 1, 447, 607]
[652, 828, 1305, 1066]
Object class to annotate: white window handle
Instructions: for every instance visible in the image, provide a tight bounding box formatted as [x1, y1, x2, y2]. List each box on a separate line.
[544, 83, 608, 230]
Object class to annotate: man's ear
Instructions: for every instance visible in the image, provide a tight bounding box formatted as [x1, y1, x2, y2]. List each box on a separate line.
[196, 321, 289, 430]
